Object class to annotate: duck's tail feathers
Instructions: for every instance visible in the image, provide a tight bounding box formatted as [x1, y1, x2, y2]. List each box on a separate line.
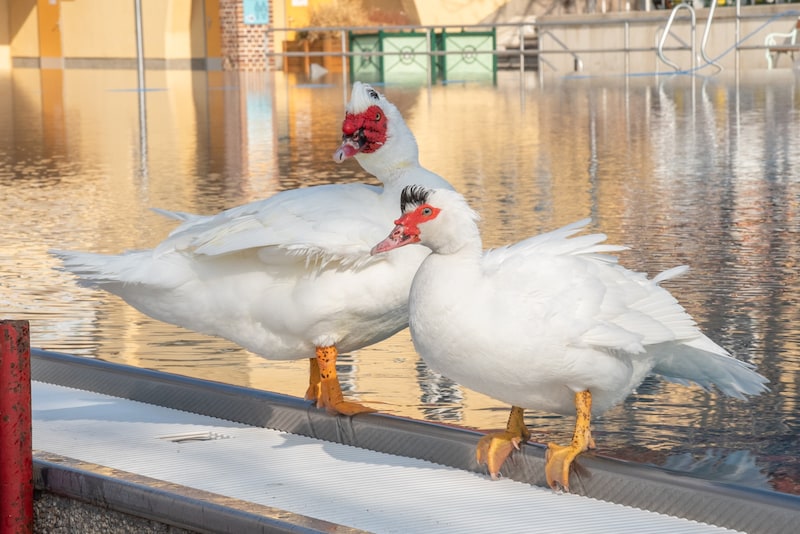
[653, 337, 769, 400]
[506, 218, 628, 261]
[150, 207, 198, 221]
[652, 265, 690, 284]
[50, 249, 165, 288]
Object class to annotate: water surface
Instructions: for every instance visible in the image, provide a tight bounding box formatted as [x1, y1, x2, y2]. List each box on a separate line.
[2, 68, 798, 494]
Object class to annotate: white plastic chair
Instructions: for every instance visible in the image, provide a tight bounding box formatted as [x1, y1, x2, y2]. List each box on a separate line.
[765, 17, 800, 69]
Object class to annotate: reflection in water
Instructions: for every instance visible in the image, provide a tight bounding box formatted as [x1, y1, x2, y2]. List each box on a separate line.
[662, 449, 772, 490]
[415, 360, 464, 423]
[1, 69, 799, 494]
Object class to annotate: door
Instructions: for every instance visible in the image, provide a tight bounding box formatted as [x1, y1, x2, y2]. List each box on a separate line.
[205, 0, 222, 69]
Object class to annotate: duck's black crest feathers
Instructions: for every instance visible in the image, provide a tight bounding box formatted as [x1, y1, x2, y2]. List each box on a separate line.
[400, 185, 431, 213]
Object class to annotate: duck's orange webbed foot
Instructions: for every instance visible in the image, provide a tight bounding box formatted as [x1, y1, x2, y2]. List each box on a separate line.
[476, 406, 531, 479]
[313, 346, 376, 416]
[545, 390, 593, 492]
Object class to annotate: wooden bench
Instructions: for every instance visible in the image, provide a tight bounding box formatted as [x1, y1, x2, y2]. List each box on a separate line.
[765, 17, 800, 69]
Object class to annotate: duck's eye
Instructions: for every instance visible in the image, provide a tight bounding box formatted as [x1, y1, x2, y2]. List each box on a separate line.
[375, 112, 382, 121]
[421, 207, 433, 217]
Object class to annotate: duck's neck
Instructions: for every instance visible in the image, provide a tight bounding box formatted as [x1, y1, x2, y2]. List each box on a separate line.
[430, 224, 484, 259]
[358, 152, 419, 182]
[358, 117, 421, 181]
[378, 160, 422, 186]
[416, 233, 484, 303]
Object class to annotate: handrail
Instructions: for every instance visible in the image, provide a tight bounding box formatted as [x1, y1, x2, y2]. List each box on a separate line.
[700, 0, 723, 73]
[657, 2, 722, 74]
[657, 4, 696, 72]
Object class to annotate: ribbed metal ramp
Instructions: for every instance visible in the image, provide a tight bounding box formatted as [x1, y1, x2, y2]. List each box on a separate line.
[31, 350, 800, 533]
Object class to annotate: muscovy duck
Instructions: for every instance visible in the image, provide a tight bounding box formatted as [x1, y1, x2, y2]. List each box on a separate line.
[372, 185, 768, 491]
[52, 83, 453, 416]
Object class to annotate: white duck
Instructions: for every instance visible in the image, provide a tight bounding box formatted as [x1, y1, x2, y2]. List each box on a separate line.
[372, 185, 769, 491]
[52, 82, 453, 416]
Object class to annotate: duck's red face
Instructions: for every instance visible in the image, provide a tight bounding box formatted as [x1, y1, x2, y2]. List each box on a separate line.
[370, 204, 441, 255]
[333, 105, 388, 163]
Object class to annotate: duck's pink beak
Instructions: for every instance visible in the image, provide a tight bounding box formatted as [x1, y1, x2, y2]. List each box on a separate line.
[371, 223, 420, 255]
[333, 131, 365, 163]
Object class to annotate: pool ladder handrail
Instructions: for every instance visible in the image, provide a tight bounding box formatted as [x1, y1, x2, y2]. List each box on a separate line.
[657, 1, 722, 74]
[700, 1, 723, 73]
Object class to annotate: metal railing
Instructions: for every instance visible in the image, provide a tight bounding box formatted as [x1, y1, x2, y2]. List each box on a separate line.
[266, 22, 540, 85]
[264, 9, 799, 83]
[657, 4, 697, 71]
[700, 0, 723, 72]
[656, 1, 723, 73]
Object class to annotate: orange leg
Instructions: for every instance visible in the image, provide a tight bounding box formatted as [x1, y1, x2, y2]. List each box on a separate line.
[314, 345, 375, 416]
[476, 406, 531, 479]
[545, 390, 594, 492]
[304, 357, 321, 402]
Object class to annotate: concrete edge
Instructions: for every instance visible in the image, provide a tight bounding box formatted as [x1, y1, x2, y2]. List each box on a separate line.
[33, 451, 367, 534]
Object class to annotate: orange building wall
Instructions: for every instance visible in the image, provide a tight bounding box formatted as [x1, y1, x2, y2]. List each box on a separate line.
[2, 0, 220, 70]
[205, 0, 223, 63]
[0, 0, 525, 73]
[0, 0, 10, 68]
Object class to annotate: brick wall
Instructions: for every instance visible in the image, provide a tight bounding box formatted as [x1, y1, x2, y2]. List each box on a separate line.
[219, 0, 275, 71]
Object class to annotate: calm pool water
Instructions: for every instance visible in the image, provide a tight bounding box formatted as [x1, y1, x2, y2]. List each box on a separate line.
[2, 68, 798, 494]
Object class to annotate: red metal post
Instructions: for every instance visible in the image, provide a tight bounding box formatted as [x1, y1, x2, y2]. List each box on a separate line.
[1, 320, 33, 534]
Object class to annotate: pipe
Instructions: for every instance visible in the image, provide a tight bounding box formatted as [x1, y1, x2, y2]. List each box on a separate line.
[134, 0, 145, 92]
[134, 0, 148, 180]
[1, 320, 33, 534]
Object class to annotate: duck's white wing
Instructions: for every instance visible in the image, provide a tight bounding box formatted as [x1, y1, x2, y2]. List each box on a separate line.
[482, 219, 696, 353]
[483, 219, 627, 271]
[479, 219, 766, 397]
[155, 183, 390, 269]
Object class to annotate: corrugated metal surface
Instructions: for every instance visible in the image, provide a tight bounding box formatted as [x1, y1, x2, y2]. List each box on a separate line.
[31, 350, 800, 533]
[33, 381, 740, 534]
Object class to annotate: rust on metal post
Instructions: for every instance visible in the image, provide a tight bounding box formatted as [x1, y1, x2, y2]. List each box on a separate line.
[1, 320, 33, 534]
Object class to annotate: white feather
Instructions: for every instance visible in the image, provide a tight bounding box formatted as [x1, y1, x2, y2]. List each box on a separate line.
[385, 187, 768, 417]
[52, 83, 453, 363]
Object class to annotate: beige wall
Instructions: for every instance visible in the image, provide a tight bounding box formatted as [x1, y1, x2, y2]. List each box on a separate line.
[413, 0, 507, 26]
[538, 6, 793, 74]
[153, 0, 208, 59]
[8, 0, 39, 59]
[60, 1, 136, 58]
[60, 0, 205, 60]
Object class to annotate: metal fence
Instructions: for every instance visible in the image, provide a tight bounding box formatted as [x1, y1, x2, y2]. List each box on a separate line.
[265, 7, 799, 85]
